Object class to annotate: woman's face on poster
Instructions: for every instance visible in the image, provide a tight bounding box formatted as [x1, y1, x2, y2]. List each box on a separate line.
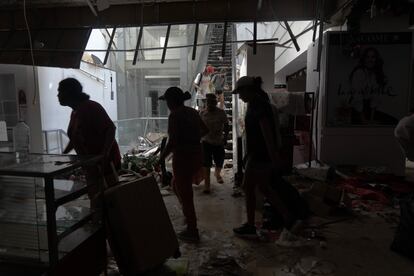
[363, 50, 377, 69]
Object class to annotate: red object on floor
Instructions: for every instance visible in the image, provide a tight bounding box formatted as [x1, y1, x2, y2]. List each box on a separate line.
[355, 174, 414, 194]
[351, 200, 385, 212]
[338, 178, 390, 205]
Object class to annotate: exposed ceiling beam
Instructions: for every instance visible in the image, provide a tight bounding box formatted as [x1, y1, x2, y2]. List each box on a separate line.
[161, 24, 171, 64]
[132, 26, 143, 65]
[103, 27, 116, 65]
[221, 22, 227, 58]
[253, 21, 257, 55]
[0, 0, 337, 30]
[85, 0, 98, 17]
[327, 0, 354, 26]
[283, 21, 300, 52]
[1, 37, 284, 53]
[191, 23, 199, 60]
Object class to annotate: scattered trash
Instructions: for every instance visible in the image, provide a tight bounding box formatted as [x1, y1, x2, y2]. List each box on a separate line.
[295, 256, 320, 274]
[295, 257, 337, 276]
[110, 165, 411, 275]
[160, 189, 172, 196]
[232, 186, 243, 197]
[357, 166, 388, 175]
[255, 266, 296, 276]
[198, 256, 250, 276]
[164, 258, 189, 275]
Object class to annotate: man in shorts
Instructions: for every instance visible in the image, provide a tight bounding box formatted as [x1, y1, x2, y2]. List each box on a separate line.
[200, 93, 229, 193]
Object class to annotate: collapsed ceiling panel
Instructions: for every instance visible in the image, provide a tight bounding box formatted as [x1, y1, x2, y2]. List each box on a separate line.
[0, 28, 91, 68]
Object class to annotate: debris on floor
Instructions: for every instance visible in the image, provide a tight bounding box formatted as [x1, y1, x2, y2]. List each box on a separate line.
[160, 188, 172, 196]
[102, 164, 414, 275]
[198, 255, 250, 276]
[164, 258, 189, 275]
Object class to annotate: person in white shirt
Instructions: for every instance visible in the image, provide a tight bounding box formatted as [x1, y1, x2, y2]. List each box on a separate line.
[194, 65, 214, 110]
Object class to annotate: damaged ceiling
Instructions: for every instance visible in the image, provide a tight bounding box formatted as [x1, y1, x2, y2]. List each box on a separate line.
[0, 0, 337, 29]
[0, 28, 90, 68]
[0, 0, 343, 68]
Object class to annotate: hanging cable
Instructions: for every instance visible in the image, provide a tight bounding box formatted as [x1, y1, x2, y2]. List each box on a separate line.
[23, 0, 38, 105]
[24, 0, 41, 259]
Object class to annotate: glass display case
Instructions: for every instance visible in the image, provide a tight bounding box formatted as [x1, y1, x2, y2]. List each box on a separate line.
[0, 152, 106, 275]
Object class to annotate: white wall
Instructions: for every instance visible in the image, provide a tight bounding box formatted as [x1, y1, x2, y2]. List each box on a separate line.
[0, 65, 43, 152]
[85, 29, 108, 64]
[274, 21, 314, 83]
[240, 43, 276, 93]
[236, 23, 279, 49]
[275, 51, 308, 84]
[38, 64, 118, 134]
[236, 43, 275, 126]
[236, 21, 315, 85]
[0, 74, 18, 126]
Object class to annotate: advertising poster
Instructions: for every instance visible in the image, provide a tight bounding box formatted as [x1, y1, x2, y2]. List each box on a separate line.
[326, 32, 412, 127]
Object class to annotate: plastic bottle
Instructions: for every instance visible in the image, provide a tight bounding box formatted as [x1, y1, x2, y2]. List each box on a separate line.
[13, 120, 30, 159]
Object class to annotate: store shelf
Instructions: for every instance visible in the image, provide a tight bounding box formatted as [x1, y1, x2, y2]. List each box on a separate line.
[0, 153, 106, 275]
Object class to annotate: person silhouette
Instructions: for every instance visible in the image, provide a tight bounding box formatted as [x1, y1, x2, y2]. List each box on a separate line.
[159, 87, 208, 242]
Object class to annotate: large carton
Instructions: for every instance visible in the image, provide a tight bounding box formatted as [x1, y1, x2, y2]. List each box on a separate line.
[104, 175, 179, 275]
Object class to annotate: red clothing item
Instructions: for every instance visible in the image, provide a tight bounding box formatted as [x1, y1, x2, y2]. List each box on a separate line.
[172, 148, 202, 230]
[67, 100, 121, 172]
[167, 105, 205, 230]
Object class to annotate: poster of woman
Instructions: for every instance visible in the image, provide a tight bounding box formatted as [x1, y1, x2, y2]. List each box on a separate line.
[326, 32, 412, 127]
